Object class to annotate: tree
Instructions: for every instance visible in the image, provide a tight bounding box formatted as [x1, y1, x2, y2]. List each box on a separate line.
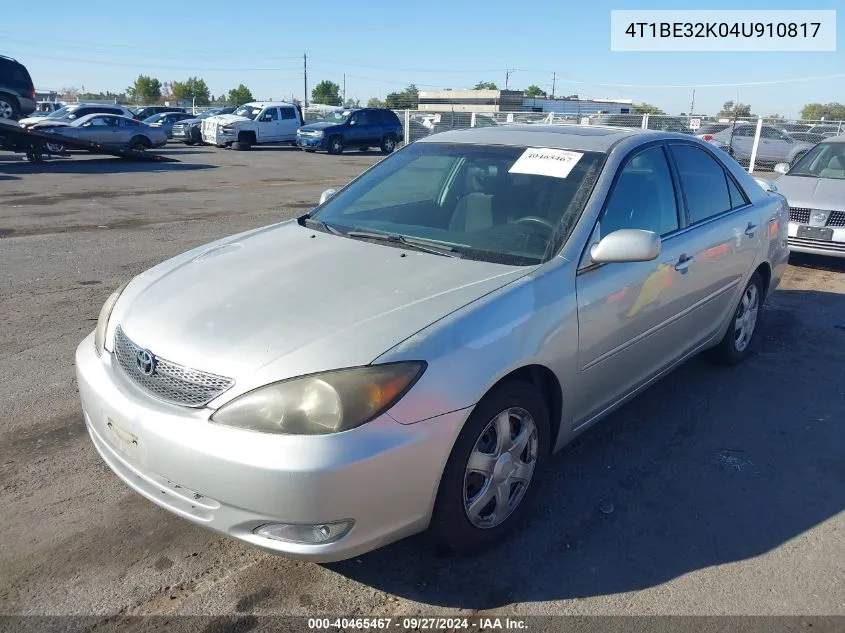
[473, 81, 498, 90]
[343, 97, 360, 108]
[126, 75, 162, 104]
[716, 100, 754, 118]
[800, 102, 845, 121]
[525, 85, 546, 98]
[632, 103, 666, 115]
[312, 80, 342, 106]
[385, 84, 419, 109]
[367, 97, 385, 108]
[171, 77, 211, 105]
[227, 84, 254, 106]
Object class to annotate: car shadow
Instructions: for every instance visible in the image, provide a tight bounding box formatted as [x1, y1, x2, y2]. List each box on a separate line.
[0, 157, 215, 175]
[326, 288, 845, 609]
[788, 252, 845, 273]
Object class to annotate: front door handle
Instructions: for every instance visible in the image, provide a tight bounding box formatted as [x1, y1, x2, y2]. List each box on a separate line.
[745, 222, 757, 238]
[674, 254, 694, 272]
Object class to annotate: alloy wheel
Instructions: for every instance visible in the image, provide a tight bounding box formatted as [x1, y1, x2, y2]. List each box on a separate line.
[0, 100, 13, 119]
[734, 284, 759, 352]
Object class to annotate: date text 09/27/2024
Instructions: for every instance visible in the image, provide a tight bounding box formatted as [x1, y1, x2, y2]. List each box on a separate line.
[307, 617, 528, 630]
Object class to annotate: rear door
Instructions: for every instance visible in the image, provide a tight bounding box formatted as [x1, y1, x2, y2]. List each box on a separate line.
[278, 106, 299, 141]
[256, 107, 279, 142]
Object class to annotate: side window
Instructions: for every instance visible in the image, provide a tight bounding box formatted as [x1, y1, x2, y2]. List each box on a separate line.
[261, 108, 278, 121]
[125, 119, 139, 127]
[733, 126, 754, 137]
[760, 126, 785, 140]
[280, 107, 296, 120]
[670, 144, 733, 223]
[726, 175, 749, 209]
[600, 146, 679, 238]
[354, 111, 370, 125]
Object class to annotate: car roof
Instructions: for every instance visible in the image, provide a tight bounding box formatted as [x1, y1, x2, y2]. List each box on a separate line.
[72, 113, 136, 124]
[821, 135, 845, 143]
[243, 101, 296, 108]
[415, 124, 659, 152]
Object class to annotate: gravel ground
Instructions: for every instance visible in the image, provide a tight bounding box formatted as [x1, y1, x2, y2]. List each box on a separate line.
[1, 146, 843, 628]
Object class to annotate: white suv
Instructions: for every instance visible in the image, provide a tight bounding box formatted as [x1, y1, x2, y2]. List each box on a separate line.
[201, 101, 303, 150]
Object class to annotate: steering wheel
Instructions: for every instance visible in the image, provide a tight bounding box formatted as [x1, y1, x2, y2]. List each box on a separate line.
[514, 216, 557, 231]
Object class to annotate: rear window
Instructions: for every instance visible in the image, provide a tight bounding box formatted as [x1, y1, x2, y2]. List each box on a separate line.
[0, 59, 34, 90]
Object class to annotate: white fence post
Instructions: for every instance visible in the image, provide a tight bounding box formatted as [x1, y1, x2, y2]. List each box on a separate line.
[641, 113, 649, 129]
[403, 109, 410, 145]
[470, 112, 477, 127]
[748, 118, 763, 173]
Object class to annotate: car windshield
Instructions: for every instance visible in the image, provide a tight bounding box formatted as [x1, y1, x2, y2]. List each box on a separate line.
[233, 105, 261, 119]
[143, 113, 167, 123]
[788, 142, 845, 179]
[311, 142, 605, 266]
[198, 109, 223, 119]
[324, 111, 353, 124]
[46, 106, 75, 119]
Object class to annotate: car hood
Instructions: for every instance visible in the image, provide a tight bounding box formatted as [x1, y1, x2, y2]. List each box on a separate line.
[299, 121, 339, 132]
[20, 116, 66, 127]
[31, 120, 72, 129]
[174, 117, 203, 126]
[113, 221, 531, 401]
[204, 113, 252, 126]
[776, 175, 845, 212]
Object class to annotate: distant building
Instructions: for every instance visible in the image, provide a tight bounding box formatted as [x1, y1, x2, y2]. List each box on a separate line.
[417, 89, 632, 115]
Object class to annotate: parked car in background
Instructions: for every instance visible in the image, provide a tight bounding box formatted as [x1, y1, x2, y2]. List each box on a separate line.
[19, 103, 136, 129]
[430, 112, 497, 135]
[132, 105, 186, 121]
[593, 114, 692, 134]
[76, 125, 787, 562]
[33, 113, 168, 153]
[695, 122, 733, 139]
[143, 111, 196, 139]
[702, 123, 814, 167]
[789, 131, 829, 145]
[296, 107, 402, 154]
[805, 124, 844, 138]
[0, 55, 36, 120]
[772, 135, 845, 259]
[171, 106, 236, 145]
[30, 101, 64, 117]
[202, 101, 304, 150]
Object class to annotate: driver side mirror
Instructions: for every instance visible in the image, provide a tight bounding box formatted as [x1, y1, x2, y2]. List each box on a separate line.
[773, 163, 790, 175]
[319, 189, 337, 205]
[590, 229, 661, 264]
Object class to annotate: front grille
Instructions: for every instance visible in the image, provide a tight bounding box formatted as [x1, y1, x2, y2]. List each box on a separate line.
[827, 211, 845, 227]
[112, 326, 234, 408]
[789, 237, 845, 253]
[789, 207, 811, 224]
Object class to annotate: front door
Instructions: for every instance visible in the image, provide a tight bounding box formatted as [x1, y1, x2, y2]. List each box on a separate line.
[346, 110, 375, 147]
[256, 107, 280, 142]
[80, 116, 121, 144]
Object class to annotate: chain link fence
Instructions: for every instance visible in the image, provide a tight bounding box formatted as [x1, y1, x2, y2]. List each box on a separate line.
[392, 110, 845, 174]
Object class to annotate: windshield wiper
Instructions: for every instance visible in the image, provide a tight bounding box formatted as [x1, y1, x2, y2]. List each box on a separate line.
[346, 230, 463, 258]
[297, 212, 344, 236]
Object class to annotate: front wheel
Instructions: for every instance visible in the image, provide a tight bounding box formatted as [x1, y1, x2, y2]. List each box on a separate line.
[430, 381, 550, 555]
[327, 136, 344, 155]
[709, 272, 763, 366]
[45, 142, 65, 154]
[381, 134, 397, 154]
[128, 137, 151, 152]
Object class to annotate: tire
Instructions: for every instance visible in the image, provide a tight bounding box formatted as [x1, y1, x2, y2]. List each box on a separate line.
[184, 140, 196, 146]
[231, 141, 251, 151]
[128, 136, 151, 152]
[0, 93, 20, 121]
[327, 136, 344, 155]
[45, 142, 65, 154]
[430, 380, 550, 555]
[708, 272, 764, 366]
[303, 148, 316, 153]
[380, 134, 397, 154]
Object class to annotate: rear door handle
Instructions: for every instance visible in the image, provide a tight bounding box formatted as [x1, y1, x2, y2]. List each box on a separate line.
[674, 255, 694, 272]
[745, 222, 757, 238]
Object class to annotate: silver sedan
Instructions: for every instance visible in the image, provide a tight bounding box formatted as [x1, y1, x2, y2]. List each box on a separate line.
[34, 113, 167, 152]
[774, 135, 845, 258]
[76, 126, 789, 562]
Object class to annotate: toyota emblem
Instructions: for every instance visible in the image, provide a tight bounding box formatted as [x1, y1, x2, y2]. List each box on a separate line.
[135, 349, 157, 376]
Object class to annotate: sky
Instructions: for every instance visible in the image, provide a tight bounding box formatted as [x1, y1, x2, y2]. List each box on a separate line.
[2, 0, 843, 118]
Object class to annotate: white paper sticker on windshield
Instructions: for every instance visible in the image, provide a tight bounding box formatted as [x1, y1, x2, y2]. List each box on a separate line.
[508, 148, 584, 179]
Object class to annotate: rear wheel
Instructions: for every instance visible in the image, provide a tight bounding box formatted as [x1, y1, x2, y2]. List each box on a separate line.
[381, 134, 397, 154]
[709, 272, 763, 366]
[45, 142, 65, 154]
[0, 94, 20, 121]
[128, 136, 151, 152]
[430, 381, 549, 555]
[327, 136, 344, 155]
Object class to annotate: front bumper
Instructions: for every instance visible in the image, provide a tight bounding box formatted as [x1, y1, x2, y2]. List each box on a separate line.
[788, 222, 845, 258]
[202, 127, 235, 146]
[296, 135, 327, 150]
[75, 333, 467, 562]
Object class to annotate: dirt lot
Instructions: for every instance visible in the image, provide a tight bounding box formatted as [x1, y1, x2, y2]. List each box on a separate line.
[1, 146, 843, 627]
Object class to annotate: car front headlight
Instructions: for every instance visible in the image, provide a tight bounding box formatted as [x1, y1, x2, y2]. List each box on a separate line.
[210, 362, 426, 435]
[312, 130, 324, 138]
[221, 125, 235, 133]
[94, 281, 130, 356]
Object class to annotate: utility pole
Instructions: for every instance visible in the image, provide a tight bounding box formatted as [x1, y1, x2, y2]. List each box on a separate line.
[505, 69, 515, 90]
[303, 52, 308, 107]
[343, 73, 346, 104]
[551, 72, 556, 99]
[689, 89, 695, 116]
